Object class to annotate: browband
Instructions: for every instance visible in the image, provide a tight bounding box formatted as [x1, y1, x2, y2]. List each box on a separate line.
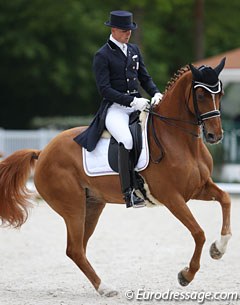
[193, 81, 222, 94]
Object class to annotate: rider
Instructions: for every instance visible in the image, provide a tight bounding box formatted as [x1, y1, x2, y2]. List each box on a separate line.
[75, 10, 162, 208]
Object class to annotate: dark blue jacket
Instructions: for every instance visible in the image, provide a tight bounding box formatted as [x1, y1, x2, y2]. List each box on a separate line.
[74, 39, 159, 151]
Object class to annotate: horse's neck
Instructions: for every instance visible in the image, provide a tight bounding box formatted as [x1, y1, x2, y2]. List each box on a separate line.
[152, 74, 201, 148]
[159, 74, 193, 120]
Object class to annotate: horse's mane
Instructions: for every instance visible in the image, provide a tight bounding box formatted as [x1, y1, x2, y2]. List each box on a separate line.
[163, 65, 190, 95]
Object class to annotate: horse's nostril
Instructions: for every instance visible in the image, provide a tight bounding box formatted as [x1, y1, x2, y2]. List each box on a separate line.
[206, 132, 222, 143]
[205, 133, 217, 144]
[207, 133, 215, 141]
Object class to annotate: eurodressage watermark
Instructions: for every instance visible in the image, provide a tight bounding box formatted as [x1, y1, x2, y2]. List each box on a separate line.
[124, 288, 239, 303]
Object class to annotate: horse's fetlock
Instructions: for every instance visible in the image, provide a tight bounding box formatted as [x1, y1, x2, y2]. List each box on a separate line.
[189, 262, 200, 274]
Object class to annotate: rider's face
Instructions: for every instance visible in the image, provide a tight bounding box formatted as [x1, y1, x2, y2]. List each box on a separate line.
[111, 28, 132, 44]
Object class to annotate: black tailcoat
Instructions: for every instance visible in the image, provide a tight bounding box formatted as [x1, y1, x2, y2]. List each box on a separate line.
[74, 39, 159, 151]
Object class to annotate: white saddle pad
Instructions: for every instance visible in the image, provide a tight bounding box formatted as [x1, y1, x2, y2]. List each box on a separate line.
[83, 114, 149, 177]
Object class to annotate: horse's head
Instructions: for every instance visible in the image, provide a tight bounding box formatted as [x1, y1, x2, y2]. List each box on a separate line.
[189, 58, 225, 144]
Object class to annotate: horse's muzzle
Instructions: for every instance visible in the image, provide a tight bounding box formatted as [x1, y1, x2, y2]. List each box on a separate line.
[204, 129, 223, 144]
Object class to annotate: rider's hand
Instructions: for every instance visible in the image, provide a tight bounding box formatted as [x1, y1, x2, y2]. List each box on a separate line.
[151, 92, 163, 105]
[130, 97, 150, 111]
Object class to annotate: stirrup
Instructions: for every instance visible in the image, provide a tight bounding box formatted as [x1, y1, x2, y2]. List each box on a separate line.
[131, 191, 146, 209]
[124, 189, 145, 209]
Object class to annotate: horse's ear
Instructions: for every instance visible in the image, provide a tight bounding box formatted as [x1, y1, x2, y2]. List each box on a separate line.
[189, 63, 201, 80]
[214, 57, 226, 76]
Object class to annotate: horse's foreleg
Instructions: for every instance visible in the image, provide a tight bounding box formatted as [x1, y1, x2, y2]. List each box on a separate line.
[164, 197, 205, 286]
[193, 178, 232, 259]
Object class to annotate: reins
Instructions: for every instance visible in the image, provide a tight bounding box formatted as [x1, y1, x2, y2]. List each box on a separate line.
[147, 107, 200, 137]
[147, 107, 165, 164]
[146, 102, 200, 164]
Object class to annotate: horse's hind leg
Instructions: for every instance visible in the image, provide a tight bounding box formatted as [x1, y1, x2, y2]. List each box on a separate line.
[83, 190, 106, 252]
[164, 196, 206, 286]
[193, 178, 232, 259]
[36, 174, 117, 296]
[63, 192, 117, 297]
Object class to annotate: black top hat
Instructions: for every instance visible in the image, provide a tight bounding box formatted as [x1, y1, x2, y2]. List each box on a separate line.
[104, 10, 137, 30]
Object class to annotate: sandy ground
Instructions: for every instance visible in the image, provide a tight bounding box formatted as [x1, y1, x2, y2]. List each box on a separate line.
[0, 196, 240, 305]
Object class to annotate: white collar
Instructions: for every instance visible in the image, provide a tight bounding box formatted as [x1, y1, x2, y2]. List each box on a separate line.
[110, 35, 127, 54]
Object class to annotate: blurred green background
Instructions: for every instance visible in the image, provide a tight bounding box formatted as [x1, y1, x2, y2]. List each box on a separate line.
[0, 0, 240, 129]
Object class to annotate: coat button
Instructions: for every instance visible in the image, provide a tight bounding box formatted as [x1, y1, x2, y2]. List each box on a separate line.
[133, 66, 135, 69]
[127, 78, 129, 82]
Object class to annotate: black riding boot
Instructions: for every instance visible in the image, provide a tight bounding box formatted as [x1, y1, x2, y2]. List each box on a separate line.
[129, 159, 148, 200]
[118, 143, 145, 208]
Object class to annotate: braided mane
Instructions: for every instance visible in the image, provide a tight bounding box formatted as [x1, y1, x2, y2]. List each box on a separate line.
[163, 65, 190, 94]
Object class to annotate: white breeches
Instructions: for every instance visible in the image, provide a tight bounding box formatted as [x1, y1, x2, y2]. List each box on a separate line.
[105, 103, 135, 150]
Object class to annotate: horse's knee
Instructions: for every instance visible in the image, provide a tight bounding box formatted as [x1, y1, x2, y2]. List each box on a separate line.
[122, 137, 133, 150]
[220, 192, 231, 207]
[192, 229, 206, 246]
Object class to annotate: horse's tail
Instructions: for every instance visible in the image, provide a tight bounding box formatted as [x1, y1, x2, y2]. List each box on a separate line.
[0, 149, 41, 228]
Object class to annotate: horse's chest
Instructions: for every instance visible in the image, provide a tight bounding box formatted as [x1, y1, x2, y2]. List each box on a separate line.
[189, 157, 211, 187]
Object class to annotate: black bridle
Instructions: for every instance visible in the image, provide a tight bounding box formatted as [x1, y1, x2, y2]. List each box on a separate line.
[192, 80, 222, 125]
[146, 80, 223, 163]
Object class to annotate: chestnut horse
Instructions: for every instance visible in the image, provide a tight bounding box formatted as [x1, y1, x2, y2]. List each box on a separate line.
[0, 59, 231, 297]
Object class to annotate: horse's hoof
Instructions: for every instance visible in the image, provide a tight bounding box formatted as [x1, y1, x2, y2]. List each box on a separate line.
[103, 289, 118, 297]
[177, 268, 190, 286]
[209, 242, 224, 260]
[97, 281, 118, 297]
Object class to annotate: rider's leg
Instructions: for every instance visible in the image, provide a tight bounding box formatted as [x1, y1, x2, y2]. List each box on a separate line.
[118, 143, 145, 208]
[129, 158, 147, 199]
[105, 104, 134, 150]
[105, 104, 145, 208]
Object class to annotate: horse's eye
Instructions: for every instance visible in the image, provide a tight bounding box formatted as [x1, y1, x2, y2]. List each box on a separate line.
[197, 94, 204, 101]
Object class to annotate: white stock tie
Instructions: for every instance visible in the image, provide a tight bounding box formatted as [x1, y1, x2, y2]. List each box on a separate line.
[122, 44, 127, 56]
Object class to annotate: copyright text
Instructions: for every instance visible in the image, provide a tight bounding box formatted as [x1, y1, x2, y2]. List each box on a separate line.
[124, 288, 239, 303]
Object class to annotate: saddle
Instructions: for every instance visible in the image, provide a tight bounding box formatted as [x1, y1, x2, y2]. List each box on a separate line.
[108, 111, 142, 172]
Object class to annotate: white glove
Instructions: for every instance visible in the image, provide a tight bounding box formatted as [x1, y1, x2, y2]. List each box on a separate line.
[151, 92, 163, 105]
[130, 97, 150, 111]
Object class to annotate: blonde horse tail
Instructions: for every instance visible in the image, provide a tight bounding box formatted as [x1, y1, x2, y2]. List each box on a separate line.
[0, 149, 41, 228]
